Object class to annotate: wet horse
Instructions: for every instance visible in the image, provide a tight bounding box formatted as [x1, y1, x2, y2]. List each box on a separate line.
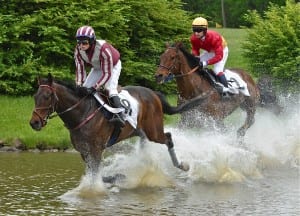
[155, 42, 260, 137]
[29, 73, 206, 179]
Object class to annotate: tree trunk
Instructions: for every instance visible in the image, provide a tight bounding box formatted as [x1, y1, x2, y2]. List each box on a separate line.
[221, 0, 226, 27]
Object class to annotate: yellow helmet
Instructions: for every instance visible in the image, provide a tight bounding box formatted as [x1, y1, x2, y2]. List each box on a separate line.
[192, 17, 208, 28]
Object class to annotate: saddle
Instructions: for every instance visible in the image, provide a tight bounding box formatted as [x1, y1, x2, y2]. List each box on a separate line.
[199, 68, 250, 97]
[92, 88, 139, 147]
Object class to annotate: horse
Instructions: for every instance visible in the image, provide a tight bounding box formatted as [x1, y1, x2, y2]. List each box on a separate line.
[155, 42, 260, 137]
[29, 73, 207, 181]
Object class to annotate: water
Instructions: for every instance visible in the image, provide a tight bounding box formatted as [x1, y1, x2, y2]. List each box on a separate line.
[0, 96, 299, 215]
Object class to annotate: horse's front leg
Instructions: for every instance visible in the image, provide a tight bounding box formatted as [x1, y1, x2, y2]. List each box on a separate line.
[79, 149, 102, 177]
[165, 132, 190, 171]
[86, 153, 101, 175]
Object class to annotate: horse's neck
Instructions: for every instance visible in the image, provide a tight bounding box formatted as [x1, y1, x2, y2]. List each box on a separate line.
[55, 84, 81, 113]
[54, 84, 95, 130]
[177, 64, 211, 99]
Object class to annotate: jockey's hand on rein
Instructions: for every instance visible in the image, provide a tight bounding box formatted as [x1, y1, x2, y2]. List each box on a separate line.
[87, 87, 97, 95]
[199, 61, 207, 69]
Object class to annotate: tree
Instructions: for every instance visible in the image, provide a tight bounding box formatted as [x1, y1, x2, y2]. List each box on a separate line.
[182, 0, 286, 27]
[0, 0, 191, 95]
[242, 0, 299, 91]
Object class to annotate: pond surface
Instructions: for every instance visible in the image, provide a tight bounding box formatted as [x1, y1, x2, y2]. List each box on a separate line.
[1, 103, 299, 215]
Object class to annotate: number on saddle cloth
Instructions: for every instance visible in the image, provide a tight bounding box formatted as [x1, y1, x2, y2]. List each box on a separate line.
[120, 98, 132, 115]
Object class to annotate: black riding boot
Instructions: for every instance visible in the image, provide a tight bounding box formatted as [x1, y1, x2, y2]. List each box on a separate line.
[109, 95, 125, 127]
[218, 73, 229, 88]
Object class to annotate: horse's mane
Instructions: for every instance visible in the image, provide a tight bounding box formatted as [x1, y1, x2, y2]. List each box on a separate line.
[170, 42, 199, 69]
[55, 79, 76, 91]
[54, 79, 89, 98]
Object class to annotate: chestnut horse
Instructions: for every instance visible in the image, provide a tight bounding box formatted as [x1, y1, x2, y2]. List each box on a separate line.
[29, 73, 207, 179]
[155, 42, 260, 137]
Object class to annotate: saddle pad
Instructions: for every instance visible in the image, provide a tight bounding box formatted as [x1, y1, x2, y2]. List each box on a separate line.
[224, 69, 250, 96]
[118, 90, 139, 129]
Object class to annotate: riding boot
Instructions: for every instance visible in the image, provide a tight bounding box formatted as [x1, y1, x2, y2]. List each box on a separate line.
[109, 95, 125, 127]
[217, 73, 230, 93]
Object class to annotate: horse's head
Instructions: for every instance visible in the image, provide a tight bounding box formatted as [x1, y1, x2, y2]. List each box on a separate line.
[155, 42, 182, 84]
[155, 42, 199, 84]
[29, 73, 58, 130]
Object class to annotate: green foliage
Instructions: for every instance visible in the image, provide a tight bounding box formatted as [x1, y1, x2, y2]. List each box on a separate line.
[182, 0, 286, 28]
[242, 0, 299, 91]
[0, 0, 191, 95]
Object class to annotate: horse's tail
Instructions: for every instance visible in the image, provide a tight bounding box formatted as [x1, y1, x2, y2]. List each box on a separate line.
[257, 76, 283, 114]
[156, 91, 210, 115]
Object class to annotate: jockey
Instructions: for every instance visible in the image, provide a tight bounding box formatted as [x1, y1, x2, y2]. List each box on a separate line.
[74, 25, 125, 127]
[190, 17, 230, 94]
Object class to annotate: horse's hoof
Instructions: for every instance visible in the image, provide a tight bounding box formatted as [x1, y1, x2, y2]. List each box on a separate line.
[237, 129, 246, 138]
[179, 162, 190, 171]
[102, 173, 126, 184]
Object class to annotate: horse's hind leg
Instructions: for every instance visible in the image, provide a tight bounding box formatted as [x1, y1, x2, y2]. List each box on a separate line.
[165, 132, 190, 171]
[136, 129, 147, 149]
[237, 105, 256, 137]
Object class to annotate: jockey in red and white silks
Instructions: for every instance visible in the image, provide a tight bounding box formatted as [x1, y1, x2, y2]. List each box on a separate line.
[190, 17, 230, 93]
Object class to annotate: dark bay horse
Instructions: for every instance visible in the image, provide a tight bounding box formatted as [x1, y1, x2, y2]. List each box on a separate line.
[29, 73, 207, 179]
[155, 42, 260, 137]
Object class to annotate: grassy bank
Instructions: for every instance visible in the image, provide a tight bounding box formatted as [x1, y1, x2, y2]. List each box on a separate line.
[216, 28, 249, 71]
[0, 95, 179, 150]
[0, 95, 71, 149]
[0, 28, 249, 149]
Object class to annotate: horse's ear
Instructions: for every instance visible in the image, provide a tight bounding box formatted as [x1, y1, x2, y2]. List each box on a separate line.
[176, 41, 183, 49]
[165, 42, 170, 48]
[47, 73, 53, 85]
[37, 76, 41, 85]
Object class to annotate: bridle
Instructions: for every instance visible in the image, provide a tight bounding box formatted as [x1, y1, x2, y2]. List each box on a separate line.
[158, 47, 199, 81]
[33, 85, 59, 127]
[33, 84, 89, 129]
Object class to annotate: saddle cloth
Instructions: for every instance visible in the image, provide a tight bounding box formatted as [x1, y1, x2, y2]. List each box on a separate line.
[93, 90, 139, 128]
[224, 69, 250, 96]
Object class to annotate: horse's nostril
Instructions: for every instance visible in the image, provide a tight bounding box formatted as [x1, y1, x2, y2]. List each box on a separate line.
[155, 74, 162, 79]
[30, 120, 41, 130]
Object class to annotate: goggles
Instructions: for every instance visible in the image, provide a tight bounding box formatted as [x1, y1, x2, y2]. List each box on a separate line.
[77, 39, 89, 45]
[192, 27, 206, 33]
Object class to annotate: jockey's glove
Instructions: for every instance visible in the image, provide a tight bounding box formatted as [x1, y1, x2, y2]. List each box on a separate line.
[87, 87, 96, 95]
[199, 61, 207, 68]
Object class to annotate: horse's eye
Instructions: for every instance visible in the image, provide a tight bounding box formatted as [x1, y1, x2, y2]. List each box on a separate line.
[43, 93, 52, 101]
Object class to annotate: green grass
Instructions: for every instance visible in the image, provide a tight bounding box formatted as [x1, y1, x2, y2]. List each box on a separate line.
[213, 28, 250, 71]
[0, 95, 71, 149]
[0, 28, 249, 149]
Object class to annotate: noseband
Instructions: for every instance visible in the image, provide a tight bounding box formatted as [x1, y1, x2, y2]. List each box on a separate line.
[33, 85, 59, 127]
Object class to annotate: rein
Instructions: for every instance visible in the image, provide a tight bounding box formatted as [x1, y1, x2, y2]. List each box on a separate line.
[34, 84, 100, 130]
[158, 47, 199, 80]
[173, 66, 199, 78]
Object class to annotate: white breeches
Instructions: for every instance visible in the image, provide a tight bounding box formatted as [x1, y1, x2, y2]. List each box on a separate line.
[83, 60, 121, 97]
[200, 46, 228, 75]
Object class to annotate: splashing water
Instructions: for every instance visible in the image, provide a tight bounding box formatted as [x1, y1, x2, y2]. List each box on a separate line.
[61, 171, 107, 202]
[63, 94, 300, 195]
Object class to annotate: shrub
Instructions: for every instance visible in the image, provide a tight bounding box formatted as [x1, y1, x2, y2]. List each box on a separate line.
[242, 0, 299, 92]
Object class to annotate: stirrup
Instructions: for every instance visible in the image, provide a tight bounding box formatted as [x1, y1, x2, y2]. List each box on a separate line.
[221, 92, 231, 98]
